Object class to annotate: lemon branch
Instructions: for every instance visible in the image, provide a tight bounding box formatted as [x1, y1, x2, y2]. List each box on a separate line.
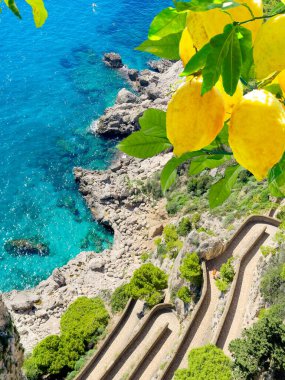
[236, 9, 285, 26]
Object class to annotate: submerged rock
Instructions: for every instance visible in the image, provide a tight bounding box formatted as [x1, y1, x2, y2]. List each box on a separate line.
[4, 239, 50, 256]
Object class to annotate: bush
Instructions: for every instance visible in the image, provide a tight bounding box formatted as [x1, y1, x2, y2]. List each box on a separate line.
[24, 297, 110, 380]
[215, 258, 235, 292]
[163, 224, 179, 243]
[156, 224, 183, 259]
[129, 263, 168, 307]
[110, 284, 130, 313]
[187, 174, 212, 196]
[177, 286, 192, 303]
[179, 252, 202, 286]
[260, 245, 277, 257]
[166, 192, 188, 215]
[61, 297, 109, 346]
[141, 252, 150, 262]
[260, 265, 284, 304]
[177, 217, 192, 236]
[216, 278, 229, 293]
[230, 315, 285, 379]
[174, 344, 232, 380]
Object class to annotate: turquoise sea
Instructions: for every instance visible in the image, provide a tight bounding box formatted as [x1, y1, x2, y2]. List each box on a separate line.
[0, 0, 169, 292]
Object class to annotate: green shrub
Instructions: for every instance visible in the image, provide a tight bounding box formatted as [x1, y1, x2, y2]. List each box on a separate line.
[141, 172, 163, 200]
[187, 174, 212, 196]
[174, 344, 232, 380]
[230, 315, 285, 379]
[260, 265, 284, 304]
[177, 286, 192, 303]
[156, 224, 183, 259]
[110, 284, 130, 313]
[24, 297, 110, 380]
[191, 212, 201, 228]
[60, 297, 109, 346]
[216, 279, 229, 293]
[180, 252, 202, 286]
[129, 263, 168, 307]
[260, 245, 277, 257]
[141, 252, 150, 262]
[177, 217, 192, 236]
[163, 224, 179, 243]
[166, 192, 188, 215]
[220, 258, 235, 283]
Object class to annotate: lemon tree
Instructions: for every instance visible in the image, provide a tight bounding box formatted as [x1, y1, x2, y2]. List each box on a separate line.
[118, 0, 285, 208]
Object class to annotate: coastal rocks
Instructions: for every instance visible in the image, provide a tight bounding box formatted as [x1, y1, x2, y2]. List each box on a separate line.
[148, 59, 173, 73]
[91, 59, 183, 138]
[0, 296, 24, 380]
[103, 52, 123, 69]
[4, 238, 49, 256]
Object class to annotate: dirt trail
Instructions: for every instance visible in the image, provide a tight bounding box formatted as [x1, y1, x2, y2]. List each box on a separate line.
[161, 218, 279, 379]
[216, 224, 277, 355]
[86, 299, 144, 380]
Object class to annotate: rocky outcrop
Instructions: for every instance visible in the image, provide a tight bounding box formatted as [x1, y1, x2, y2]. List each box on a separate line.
[91, 59, 183, 138]
[103, 52, 124, 69]
[0, 296, 24, 380]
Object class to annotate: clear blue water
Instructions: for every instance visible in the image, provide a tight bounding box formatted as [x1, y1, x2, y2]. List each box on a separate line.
[0, 0, 170, 292]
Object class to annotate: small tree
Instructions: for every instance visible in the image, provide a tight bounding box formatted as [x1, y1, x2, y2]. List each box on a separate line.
[179, 252, 202, 286]
[174, 344, 232, 380]
[129, 263, 168, 307]
[177, 286, 192, 303]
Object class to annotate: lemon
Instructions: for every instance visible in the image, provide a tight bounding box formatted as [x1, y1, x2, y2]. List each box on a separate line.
[229, 90, 285, 180]
[215, 80, 243, 120]
[166, 79, 226, 156]
[179, 27, 196, 67]
[254, 14, 285, 80]
[187, 0, 263, 50]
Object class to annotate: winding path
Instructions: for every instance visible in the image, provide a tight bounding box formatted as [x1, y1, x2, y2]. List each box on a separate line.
[160, 216, 279, 379]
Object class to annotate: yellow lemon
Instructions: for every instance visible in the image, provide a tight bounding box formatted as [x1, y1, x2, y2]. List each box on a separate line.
[179, 27, 196, 67]
[277, 70, 285, 95]
[166, 79, 226, 156]
[215, 80, 243, 120]
[254, 14, 285, 80]
[187, 0, 263, 50]
[229, 90, 285, 180]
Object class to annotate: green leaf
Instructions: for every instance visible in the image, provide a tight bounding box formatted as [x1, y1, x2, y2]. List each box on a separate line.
[181, 43, 211, 77]
[25, 0, 48, 27]
[209, 165, 243, 208]
[214, 123, 229, 145]
[136, 32, 182, 60]
[268, 154, 285, 197]
[117, 132, 171, 159]
[148, 7, 187, 41]
[202, 25, 235, 94]
[189, 155, 230, 175]
[139, 109, 167, 138]
[174, 0, 240, 12]
[222, 25, 242, 95]
[263, 84, 283, 99]
[161, 152, 205, 192]
[238, 26, 253, 82]
[4, 0, 21, 18]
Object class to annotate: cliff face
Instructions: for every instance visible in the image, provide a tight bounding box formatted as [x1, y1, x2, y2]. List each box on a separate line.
[0, 296, 24, 380]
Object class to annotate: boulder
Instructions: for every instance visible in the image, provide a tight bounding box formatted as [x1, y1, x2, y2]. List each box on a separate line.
[199, 236, 225, 261]
[89, 257, 105, 272]
[103, 52, 123, 69]
[128, 69, 139, 82]
[10, 294, 40, 313]
[149, 224, 164, 238]
[116, 88, 138, 104]
[4, 239, 49, 256]
[52, 268, 66, 288]
[148, 59, 173, 73]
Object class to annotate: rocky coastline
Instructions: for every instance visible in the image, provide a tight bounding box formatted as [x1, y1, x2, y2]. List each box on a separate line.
[2, 56, 181, 352]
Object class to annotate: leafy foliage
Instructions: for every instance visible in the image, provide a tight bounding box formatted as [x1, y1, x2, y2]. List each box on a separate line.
[180, 252, 202, 286]
[24, 297, 109, 379]
[177, 286, 192, 303]
[174, 344, 232, 380]
[230, 315, 285, 379]
[3, 0, 48, 27]
[128, 263, 168, 307]
[177, 217, 192, 236]
[110, 284, 131, 313]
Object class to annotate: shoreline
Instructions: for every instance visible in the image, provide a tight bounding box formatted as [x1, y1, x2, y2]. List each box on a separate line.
[2, 57, 182, 352]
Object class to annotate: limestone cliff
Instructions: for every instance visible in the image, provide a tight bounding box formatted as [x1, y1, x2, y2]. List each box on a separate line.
[0, 296, 24, 380]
